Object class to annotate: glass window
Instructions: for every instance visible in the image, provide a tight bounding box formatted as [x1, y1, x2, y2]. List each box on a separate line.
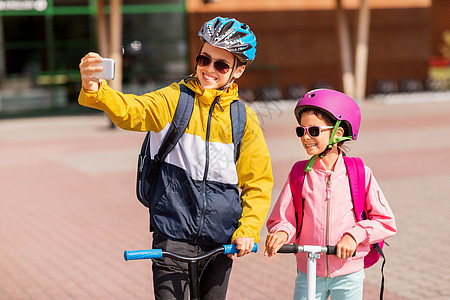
[53, 15, 92, 41]
[53, 0, 89, 6]
[53, 15, 95, 70]
[122, 12, 188, 84]
[123, 0, 182, 5]
[3, 16, 46, 75]
[3, 16, 45, 43]
[4, 48, 45, 75]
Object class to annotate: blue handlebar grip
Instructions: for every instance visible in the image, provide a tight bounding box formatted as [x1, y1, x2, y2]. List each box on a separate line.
[222, 243, 258, 254]
[124, 249, 162, 261]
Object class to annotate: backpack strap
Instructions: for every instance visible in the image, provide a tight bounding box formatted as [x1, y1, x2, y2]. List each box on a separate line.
[155, 84, 195, 164]
[289, 160, 308, 239]
[136, 132, 152, 206]
[375, 243, 386, 300]
[343, 156, 366, 221]
[230, 100, 246, 162]
[145, 84, 195, 184]
[343, 156, 386, 300]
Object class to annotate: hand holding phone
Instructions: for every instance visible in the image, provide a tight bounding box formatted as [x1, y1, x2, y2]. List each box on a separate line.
[92, 58, 115, 80]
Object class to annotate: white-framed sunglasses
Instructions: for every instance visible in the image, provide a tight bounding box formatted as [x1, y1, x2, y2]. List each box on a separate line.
[296, 125, 334, 138]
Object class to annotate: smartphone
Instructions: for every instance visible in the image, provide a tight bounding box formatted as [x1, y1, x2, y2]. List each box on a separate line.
[92, 58, 115, 80]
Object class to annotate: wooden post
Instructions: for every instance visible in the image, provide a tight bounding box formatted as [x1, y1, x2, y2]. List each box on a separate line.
[336, 0, 355, 98]
[354, 0, 370, 102]
[96, 0, 109, 57]
[109, 0, 123, 91]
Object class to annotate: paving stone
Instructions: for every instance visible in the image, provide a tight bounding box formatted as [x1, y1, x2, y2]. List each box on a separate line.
[0, 99, 449, 299]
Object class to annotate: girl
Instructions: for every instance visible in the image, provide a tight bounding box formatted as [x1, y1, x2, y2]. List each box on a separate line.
[264, 89, 396, 300]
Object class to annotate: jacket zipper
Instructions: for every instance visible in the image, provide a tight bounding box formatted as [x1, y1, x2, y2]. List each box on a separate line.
[194, 95, 220, 243]
[325, 173, 332, 277]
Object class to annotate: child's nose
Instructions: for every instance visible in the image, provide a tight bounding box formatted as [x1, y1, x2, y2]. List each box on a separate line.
[205, 62, 215, 72]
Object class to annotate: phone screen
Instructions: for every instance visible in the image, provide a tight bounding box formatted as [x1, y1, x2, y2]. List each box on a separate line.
[92, 58, 115, 80]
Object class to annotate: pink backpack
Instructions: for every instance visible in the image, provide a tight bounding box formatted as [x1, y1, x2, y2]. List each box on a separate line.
[289, 156, 386, 299]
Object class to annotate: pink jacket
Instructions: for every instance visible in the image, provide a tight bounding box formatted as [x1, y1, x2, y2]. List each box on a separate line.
[267, 154, 397, 277]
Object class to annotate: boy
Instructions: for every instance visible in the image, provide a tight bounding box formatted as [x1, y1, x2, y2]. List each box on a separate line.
[78, 17, 273, 299]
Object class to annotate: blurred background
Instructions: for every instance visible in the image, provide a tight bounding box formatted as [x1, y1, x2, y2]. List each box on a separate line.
[0, 0, 449, 116]
[1, 1, 450, 300]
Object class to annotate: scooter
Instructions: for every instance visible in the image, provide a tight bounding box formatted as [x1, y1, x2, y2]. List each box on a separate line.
[278, 244, 354, 300]
[124, 243, 258, 300]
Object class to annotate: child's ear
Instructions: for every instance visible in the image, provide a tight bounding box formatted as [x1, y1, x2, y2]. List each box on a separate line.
[233, 65, 246, 79]
[336, 126, 345, 137]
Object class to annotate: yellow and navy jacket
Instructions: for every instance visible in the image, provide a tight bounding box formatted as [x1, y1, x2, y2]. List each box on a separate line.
[79, 78, 273, 245]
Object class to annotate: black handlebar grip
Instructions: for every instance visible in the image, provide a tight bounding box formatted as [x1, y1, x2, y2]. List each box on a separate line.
[277, 244, 299, 254]
[326, 245, 356, 257]
[327, 245, 337, 255]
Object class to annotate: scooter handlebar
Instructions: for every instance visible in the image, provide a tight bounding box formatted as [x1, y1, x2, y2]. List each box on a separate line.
[223, 243, 258, 254]
[277, 244, 299, 254]
[326, 245, 337, 255]
[277, 244, 355, 256]
[326, 246, 356, 257]
[124, 249, 162, 261]
[124, 243, 258, 261]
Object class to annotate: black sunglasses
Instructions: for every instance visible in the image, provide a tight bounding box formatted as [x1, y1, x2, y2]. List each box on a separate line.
[196, 54, 231, 74]
[296, 125, 334, 138]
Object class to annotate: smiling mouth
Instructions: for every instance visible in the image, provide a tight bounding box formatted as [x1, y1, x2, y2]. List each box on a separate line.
[203, 73, 217, 81]
[304, 143, 317, 148]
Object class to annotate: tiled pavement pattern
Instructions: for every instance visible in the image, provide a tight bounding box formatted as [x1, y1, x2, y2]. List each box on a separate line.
[1, 97, 449, 299]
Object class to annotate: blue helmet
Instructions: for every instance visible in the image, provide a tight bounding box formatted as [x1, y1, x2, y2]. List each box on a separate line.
[198, 17, 257, 63]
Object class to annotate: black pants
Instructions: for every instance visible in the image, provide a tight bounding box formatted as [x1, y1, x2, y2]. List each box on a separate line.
[152, 234, 233, 300]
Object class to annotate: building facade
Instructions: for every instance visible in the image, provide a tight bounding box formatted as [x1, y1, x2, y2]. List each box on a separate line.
[187, 0, 438, 100]
[0, 0, 448, 113]
[0, 0, 188, 113]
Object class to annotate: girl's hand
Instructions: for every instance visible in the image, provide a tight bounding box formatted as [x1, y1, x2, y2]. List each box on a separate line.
[79, 52, 104, 92]
[336, 233, 357, 259]
[227, 237, 254, 260]
[264, 231, 288, 257]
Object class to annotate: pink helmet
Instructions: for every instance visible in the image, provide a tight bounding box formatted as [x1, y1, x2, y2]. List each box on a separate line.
[294, 89, 361, 140]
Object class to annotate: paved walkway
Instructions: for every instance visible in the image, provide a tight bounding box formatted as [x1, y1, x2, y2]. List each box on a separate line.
[1, 97, 449, 299]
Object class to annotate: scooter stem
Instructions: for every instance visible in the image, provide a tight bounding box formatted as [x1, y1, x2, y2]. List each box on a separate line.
[307, 251, 321, 300]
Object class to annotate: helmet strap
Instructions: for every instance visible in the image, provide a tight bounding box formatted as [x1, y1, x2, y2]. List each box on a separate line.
[218, 57, 238, 91]
[304, 120, 352, 173]
[193, 43, 204, 75]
